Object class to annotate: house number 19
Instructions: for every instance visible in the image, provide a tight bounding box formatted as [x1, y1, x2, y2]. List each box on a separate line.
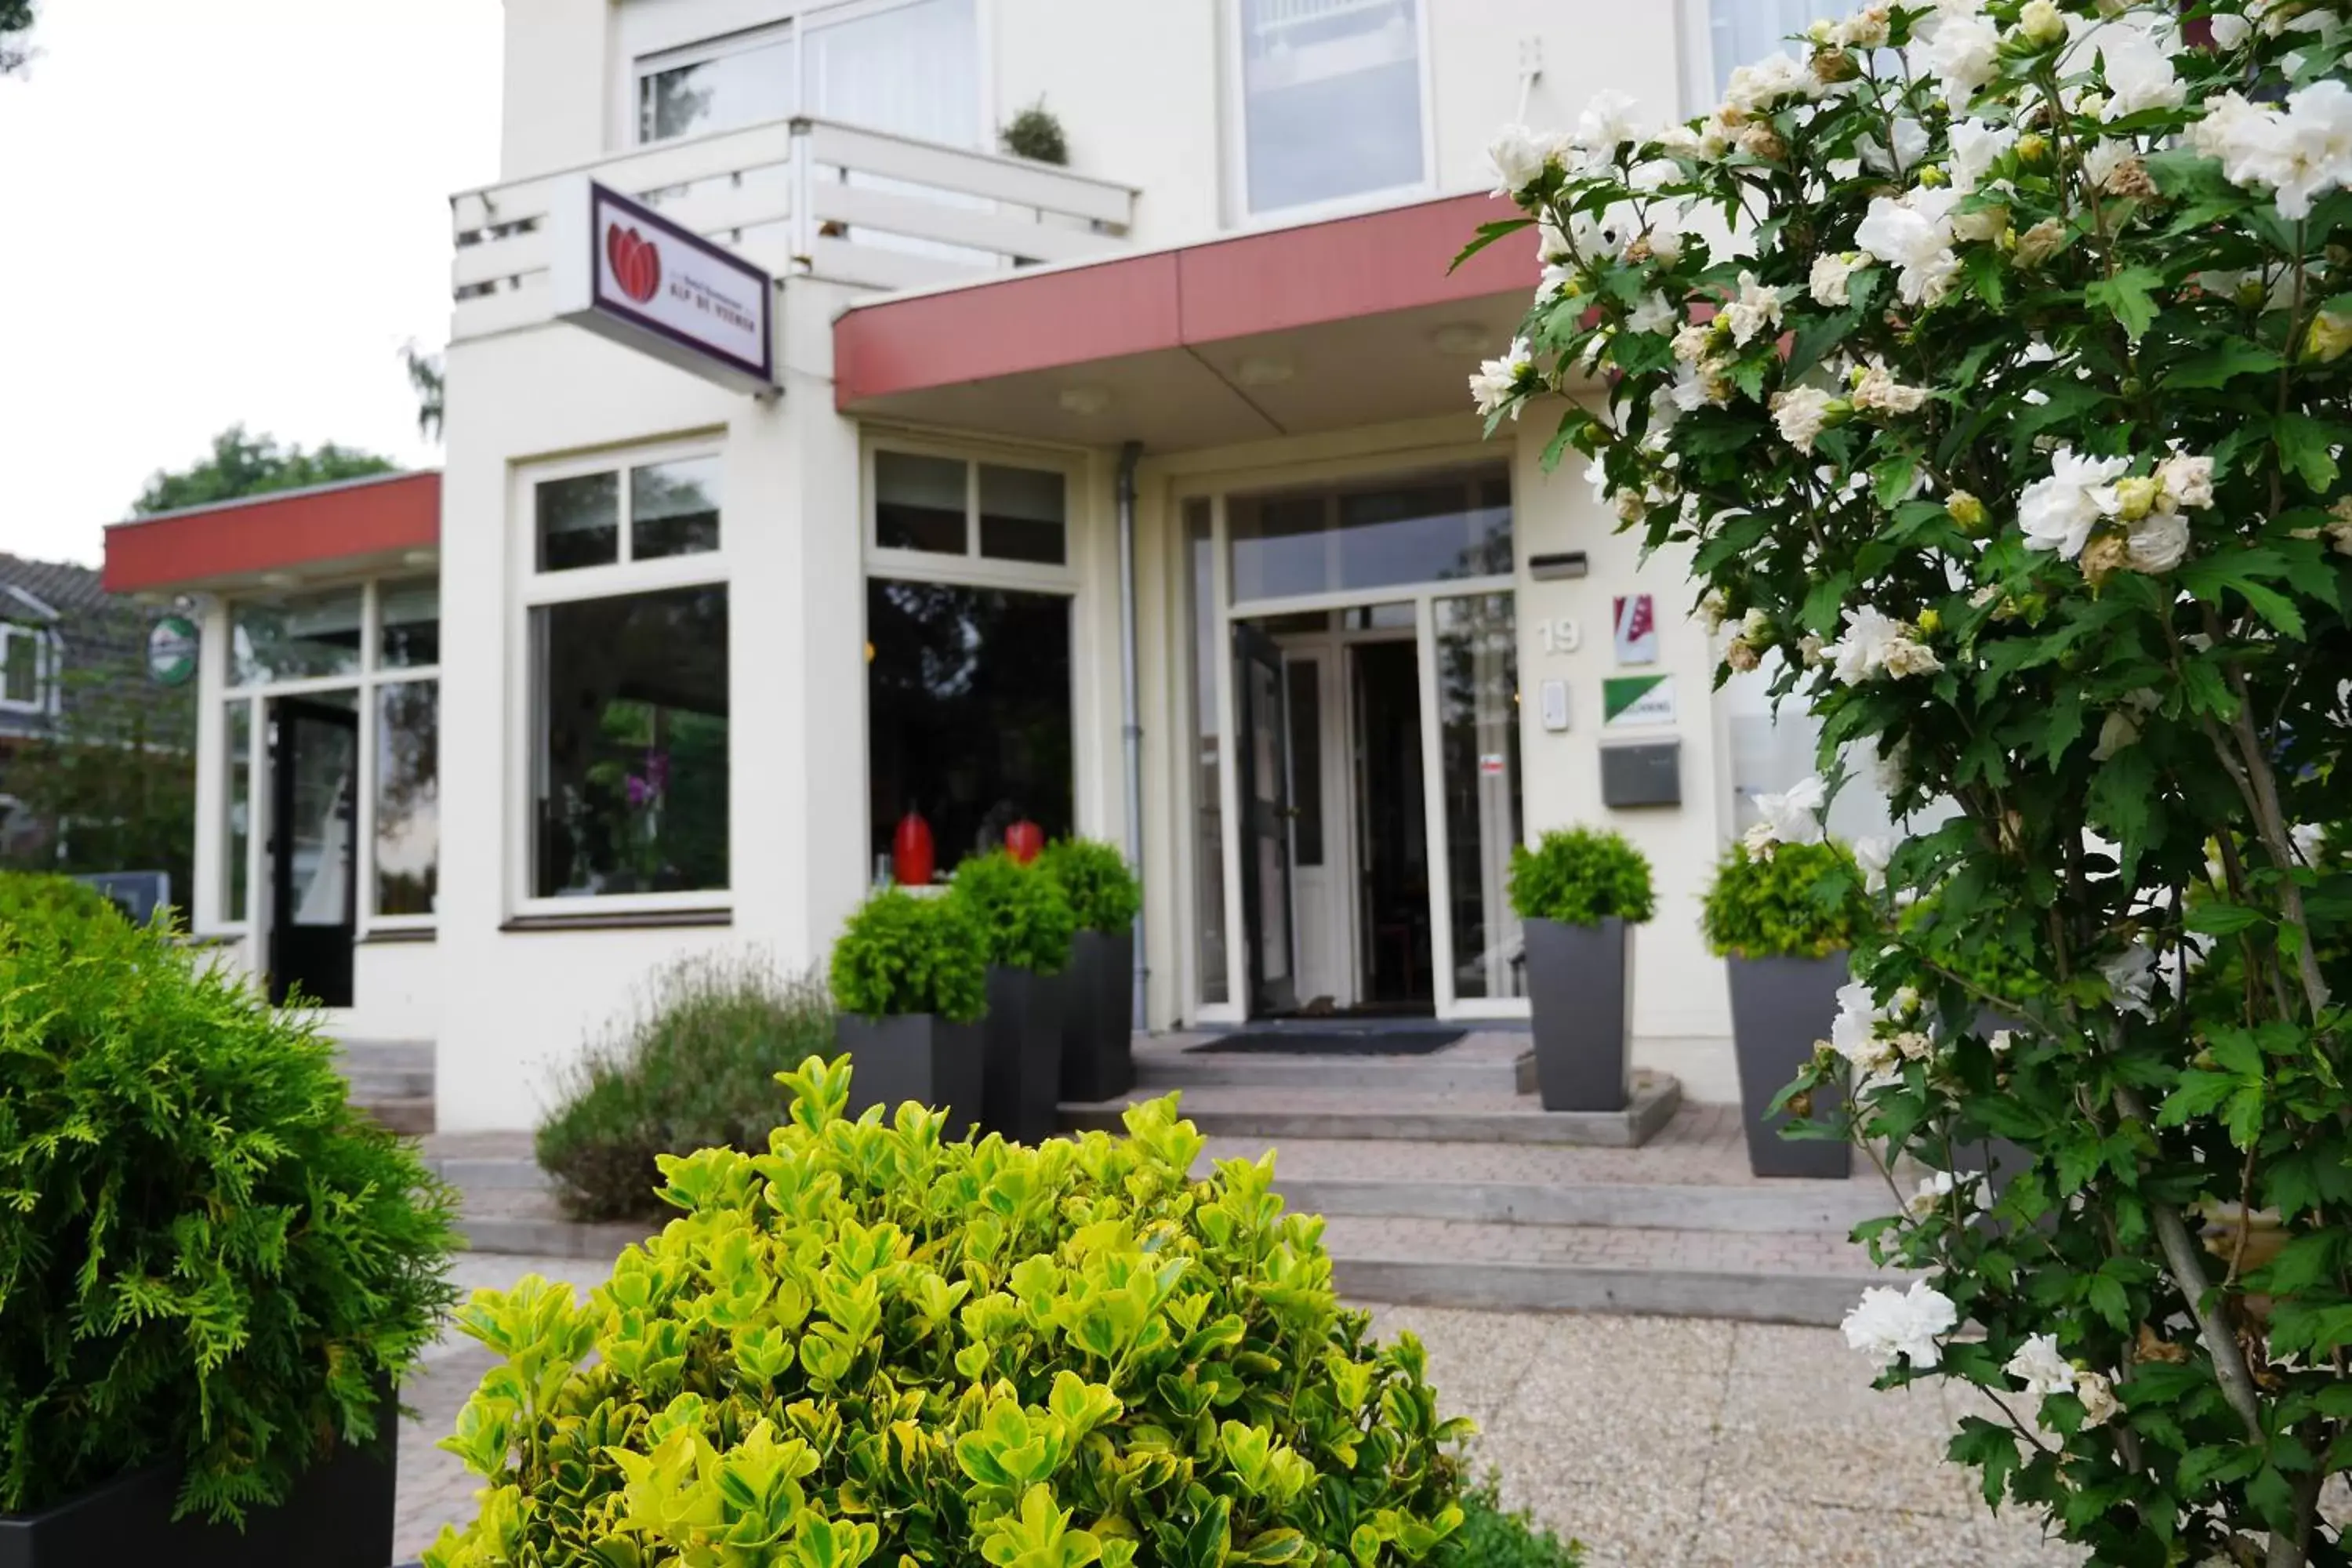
[1537, 617, 1581, 655]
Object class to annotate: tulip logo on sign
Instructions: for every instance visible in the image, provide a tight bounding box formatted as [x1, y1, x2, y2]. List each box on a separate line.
[605, 223, 662, 303]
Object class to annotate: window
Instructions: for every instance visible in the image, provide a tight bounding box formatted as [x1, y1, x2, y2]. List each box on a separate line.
[1185, 500, 1230, 1005]
[379, 579, 441, 668]
[872, 451, 1068, 567]
[376, 681, 438, 916]
[223, 700, 251, 923]
[1708, 0, 1851, 93]
[866, 579, 1071, 882]
[1436, 593, 1524, 1000]
[634, 1, 978, 147]
[0, 623, 49, 711]
[528, 457, 729, 903]
[1236, 0, 1425, 217]
[1228, 466, 1512, 604]
[232, 588, 364, 685]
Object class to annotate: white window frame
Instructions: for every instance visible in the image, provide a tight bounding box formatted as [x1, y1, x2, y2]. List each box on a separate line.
[625, 0, 993, 151]
[216, 577, 444, 944]
[860, 434, 1085, 890]
[512, 438, 733, 919]
[0, 621, 58, 715]
[1221, 0, 1439, 230]
[1167, 444, 1530, 1027]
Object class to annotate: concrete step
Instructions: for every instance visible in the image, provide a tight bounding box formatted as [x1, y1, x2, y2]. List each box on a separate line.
[343, 1066, 435, 1101]
[454, 1189, 656, 1261]
[336, 1038, 434, 1072]
[1319, 1214, 1888, 1327]
[1280, 1175, 1886, 1235]
[356, 1095, 436, 1136]
[1136, 1047, 1536, 1096]
[1065, 1072, 1681, 1148]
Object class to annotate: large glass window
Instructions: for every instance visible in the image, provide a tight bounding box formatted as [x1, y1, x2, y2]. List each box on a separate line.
[866, 579, 1071, 882]
[1436, 594, 1524, 1000]
[231, 588, 364, 685]
[379, 580, 441, 669]
[1238, 0, 1425, 216]
[223, 700, 251, 923]
[1710, 1, 1850, 93]
[874, 450, 1067, 566]
[1229, 466, 1512, 604]
[532, 586, 731, 898]
[1186, 500, 1230, 1005]
[0, 623, 45, 710]
[376, 681, 439, 916]
[639, 28, 796, 143]
[636, 1, 979, 148]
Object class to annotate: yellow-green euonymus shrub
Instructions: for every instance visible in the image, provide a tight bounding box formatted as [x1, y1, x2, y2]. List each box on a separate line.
[423, 1058, 1470, 1568]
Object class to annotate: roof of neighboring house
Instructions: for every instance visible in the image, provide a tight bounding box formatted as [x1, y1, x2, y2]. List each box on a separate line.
[0, 554, 114, 622]
[0, 554, 168, 745]
[102, 469, 441, 595]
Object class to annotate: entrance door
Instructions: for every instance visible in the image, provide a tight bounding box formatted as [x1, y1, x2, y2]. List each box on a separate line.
[1233, 623, 1298, 1015]
[1350, 638, 1433, 1011]
[268, 698, 358, 1007]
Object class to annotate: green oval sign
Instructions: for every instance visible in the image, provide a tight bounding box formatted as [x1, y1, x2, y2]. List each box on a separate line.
[147, 615, 198, 688]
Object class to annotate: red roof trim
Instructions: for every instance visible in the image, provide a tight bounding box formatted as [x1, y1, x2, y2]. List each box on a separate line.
[102, 470, 441, 593]
[835, 192, 1536, 408]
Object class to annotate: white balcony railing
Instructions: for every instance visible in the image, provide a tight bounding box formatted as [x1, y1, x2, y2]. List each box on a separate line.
[449, 116, 1140, 341]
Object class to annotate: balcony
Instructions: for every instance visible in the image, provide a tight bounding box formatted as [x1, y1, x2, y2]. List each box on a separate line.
[448, 116, 1140, 343]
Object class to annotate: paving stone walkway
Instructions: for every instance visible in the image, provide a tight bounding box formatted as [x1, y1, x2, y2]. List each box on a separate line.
[397, 1256, 2078, 1568]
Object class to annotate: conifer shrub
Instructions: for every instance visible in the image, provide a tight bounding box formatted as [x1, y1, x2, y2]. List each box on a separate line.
[1700, 840, 1873, 961]
[426, 1058, 1477, 1567]
[949, 849, 1077, 974]
[1036, 838, 1142, 936]
[1506, 827, 1657, 927]
[0, 873, 457, 1521]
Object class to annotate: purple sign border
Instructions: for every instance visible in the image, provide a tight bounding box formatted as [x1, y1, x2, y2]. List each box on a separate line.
[587, 181, 775, 387]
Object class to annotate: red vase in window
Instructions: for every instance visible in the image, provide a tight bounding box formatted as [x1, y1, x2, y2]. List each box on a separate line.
[1005, 818, 1044, 866]
[892, 811, 935, 887]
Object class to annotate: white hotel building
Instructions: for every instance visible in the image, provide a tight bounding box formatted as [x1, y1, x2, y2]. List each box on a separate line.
[102, 0, 1873, 1132]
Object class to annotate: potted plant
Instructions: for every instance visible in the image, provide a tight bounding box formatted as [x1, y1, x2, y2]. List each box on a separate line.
[0, 873, 456, 1566]
[1701, 839, 1872, 1178]
[997, 99, 1069, 165]
[1508, 827, 1656, 1112]
[947, 850, 1076, 1142]
[1036, 838, 1142, 1102]
[828, 889, 989, 1141]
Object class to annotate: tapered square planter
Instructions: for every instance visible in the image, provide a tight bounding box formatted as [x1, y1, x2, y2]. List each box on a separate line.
[1726, 953, 1854, 1178]
[837, 1013, 984, 1142]
[1524, 916, 1632, 1112]
[1060, 930, 1135, 1103]
[0, 1384, 396, 1568]
[982, 965, 1065, 1143]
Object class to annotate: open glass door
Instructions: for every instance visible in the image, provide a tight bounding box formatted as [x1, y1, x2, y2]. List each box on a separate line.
[1233, 622, 1298, 1015]
[268, 696, 358, 1007]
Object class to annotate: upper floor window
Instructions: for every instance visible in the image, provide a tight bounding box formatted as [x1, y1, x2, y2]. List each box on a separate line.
[0, 622, 53, 713]
[634, 0, 978, 148]
[1708, 0, 1850, 93]
[1236, 0, 1427, 219]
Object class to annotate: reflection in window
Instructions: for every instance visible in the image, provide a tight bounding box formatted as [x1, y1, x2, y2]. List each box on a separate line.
[875, 452, 967, 554]
[1239, 0, 1424, 214]
[803, 0, 978, 146]
[224, 700, 250, 922]
[379, 579, 441, 669]
[1186, 501, 1229, 1005]
[638, 31, 794, 143]
[866, 579, 1071, 881]
[0, 624, 43, 708]
[376, 681, 439, 916]
[1437, 594, 1524, 1000]
[978, 464, 1066, 564]
[1229, 466, 1512, 603]
[537, 473, 620, 573]
[632, 458, 722, 561]
[231, 589, 364, 686]
[532, 586, 730, 898]
[1285, 659, 1323, 868]
[1711, 0, 1850, 93]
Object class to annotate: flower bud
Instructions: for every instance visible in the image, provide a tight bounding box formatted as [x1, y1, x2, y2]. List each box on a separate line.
[2305, 310, 2352, 365]
[2110, 474, 2160, 522]
[2016, 0, 2067, 48]
[2016, 132, 2049, 165]
[1916, 608, 1942, 636]
[1812, 45, 1861, 84]
[1946, 491, 1987, 532]
[2013, 217, 2067, 268]
[2077, 91, 2108, 120]
[1917, 162, 1950, 188]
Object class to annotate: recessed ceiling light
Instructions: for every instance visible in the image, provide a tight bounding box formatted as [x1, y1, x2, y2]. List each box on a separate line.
[1058, 385, 1112, 416]
[1432, 323, 1496, 356]
[1235, 355, 1294, 387]
[401, 549, 438, 568]
[259, 572, 299, 590]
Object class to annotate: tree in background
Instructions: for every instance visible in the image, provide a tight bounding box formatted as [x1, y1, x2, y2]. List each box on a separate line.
[403, 343, 445, 443]
[132, 426, 394, 517]
[0, 662, 195, 906]
[1, 0, 31, 76]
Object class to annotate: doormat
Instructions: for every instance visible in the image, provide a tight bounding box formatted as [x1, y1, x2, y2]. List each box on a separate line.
[1185, 1029, 1465, 1057]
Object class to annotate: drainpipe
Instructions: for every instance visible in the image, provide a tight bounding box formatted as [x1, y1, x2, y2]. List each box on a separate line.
[1116, 441, 1147, 1033]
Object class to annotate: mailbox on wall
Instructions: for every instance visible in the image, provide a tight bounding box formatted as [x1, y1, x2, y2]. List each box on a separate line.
[1600, 741, 1681, 808]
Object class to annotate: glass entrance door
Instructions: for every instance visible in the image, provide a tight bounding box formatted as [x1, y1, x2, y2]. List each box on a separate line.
[1233, 622, 1298, 1016]
[268, 696, 358, 1007]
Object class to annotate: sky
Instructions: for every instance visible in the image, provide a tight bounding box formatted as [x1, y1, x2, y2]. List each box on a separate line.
[0, 2, 505, 566]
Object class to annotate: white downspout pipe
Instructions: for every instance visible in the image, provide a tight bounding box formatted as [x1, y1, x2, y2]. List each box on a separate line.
[1116, 441, 1146, 1031]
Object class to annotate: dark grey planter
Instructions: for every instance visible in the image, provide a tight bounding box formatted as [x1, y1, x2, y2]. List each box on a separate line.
[1524, 916, 1632, 1112]
[1060, 930, 1135, 1103]
[0, 1383, 395, 1568]
[1726, 953, 1854, 1179]
[982, 965, 1065, 1143]
[837, 1012, 984, 1142]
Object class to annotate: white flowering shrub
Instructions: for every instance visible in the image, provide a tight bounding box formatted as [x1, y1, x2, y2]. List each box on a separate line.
[1472, 3, 2352, 1561]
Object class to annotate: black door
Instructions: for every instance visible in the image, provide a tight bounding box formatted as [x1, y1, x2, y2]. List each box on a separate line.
[1234, 623, 1298, 1016]
[269, 698, 358, 1007]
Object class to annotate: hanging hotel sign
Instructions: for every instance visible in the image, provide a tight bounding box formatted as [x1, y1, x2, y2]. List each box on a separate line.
[548, 178, 777, 396]
[147, 615, 198, 687]
[1602, 673, 1677, 728]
